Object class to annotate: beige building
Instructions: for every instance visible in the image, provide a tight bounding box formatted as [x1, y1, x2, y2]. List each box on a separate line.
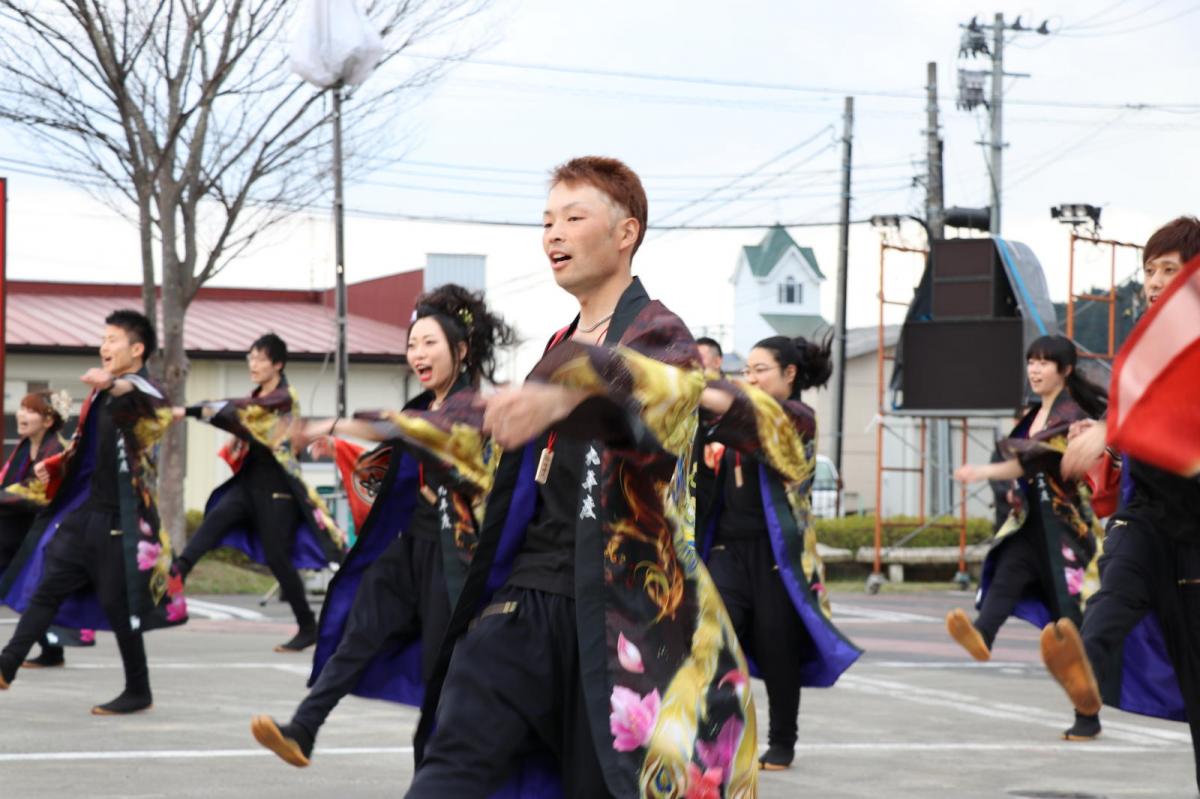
[3, 275, 422, 517]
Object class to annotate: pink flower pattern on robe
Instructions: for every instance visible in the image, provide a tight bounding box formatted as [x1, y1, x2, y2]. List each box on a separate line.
[695, 715, 743, 776]
[616, 632, 644, 673]
[165, 594, 187, 623]
[609, 685, 660, 752]
[136, 541, 162, 571]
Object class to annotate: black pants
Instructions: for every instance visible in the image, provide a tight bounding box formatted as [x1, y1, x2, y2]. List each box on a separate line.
[0, 508, 147, 690]
[0, 511, 35, 575]
[406, 586, 610, 799]
[974, 523, 1056, 649]
[181, 474, 313, 628]
[1081, 509, 1200, 789]
[708, 536, 812, 749]
[292, 535, 450, 737]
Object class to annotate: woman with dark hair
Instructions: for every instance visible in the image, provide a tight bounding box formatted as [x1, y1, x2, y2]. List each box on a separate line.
[250, 284, 522, 770]
[0, 391, 75, 668]
[948, 334, 1107, 736]
[695, 333, 862, 771]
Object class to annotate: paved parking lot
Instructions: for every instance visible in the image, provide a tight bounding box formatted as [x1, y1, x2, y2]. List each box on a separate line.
[1, 589, 1194, 798]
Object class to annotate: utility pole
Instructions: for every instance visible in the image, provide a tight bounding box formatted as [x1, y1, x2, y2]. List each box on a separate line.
[989, 13, 1004, 236]
[956, 13, 1048, 237]
[332, 85, 348, 419]
[831, 96, 854, 497]
[926, 62, 945, 239]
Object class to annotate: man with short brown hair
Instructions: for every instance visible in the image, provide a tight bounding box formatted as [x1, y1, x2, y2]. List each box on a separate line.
[1046, 216, 1200, 785]
[404, 157, 758, 798]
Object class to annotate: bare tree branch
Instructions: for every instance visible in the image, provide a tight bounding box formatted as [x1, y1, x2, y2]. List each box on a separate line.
[0, 0, 495, 544]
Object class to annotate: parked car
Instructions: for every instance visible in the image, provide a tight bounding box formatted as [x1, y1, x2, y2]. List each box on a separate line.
[811, 454, 843, 518]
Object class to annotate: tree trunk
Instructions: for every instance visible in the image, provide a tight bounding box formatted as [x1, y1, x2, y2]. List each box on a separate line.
[158, 201, 190, 550]
[138, 189, 157, 324]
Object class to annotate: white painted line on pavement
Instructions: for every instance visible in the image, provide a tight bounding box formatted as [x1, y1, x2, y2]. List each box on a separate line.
[186, 599, 269, 621]
[796, 742, 1188, 753]
[270, 664, 312, 676]
[0, 746, 412, 762]
[0, 741, 1185, 764]
[2, 601, 269, 622]
[871, 660, 1033, 669]
[833, 606, 941, 624]
[68, 661, 303, 670]
[839, 674, 1192, 745]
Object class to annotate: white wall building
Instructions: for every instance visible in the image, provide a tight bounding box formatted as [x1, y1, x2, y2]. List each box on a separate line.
[2, 273, 426, 520]
[731, 224, 829, 358]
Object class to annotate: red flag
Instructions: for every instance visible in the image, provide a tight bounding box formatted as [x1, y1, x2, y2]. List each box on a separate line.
[1108, 253, 1200, 477]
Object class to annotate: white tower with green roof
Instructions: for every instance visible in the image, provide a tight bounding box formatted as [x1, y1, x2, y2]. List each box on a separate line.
[731, 224, 829, 359]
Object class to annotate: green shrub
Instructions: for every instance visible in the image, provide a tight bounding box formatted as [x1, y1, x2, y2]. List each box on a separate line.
[814, 516, 993, 551]
[186, 508, 204, 536]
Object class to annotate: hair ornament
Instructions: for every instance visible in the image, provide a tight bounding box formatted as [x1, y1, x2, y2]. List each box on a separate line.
[50, 389, 73, 422]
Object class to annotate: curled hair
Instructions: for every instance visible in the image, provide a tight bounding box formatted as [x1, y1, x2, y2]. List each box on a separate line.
[1025, 334, 1107, 418]
[412, 283, 517, 387]
[753, 331, 834, 399]
[19, 390, 65, 434]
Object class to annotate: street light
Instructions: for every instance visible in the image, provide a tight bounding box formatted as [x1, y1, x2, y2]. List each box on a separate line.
[290, 0, 383, 420]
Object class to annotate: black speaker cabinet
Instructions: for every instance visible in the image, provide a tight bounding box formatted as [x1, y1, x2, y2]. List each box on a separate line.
[930, 239, 1017, 319]
[900, 318, 1024, 411]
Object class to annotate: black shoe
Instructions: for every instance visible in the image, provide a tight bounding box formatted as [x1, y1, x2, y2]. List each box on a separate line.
[91, 689, 153, 715]
[23, 647, 66, 669]
[0, 654, 19, 688]
[1063, 710, 1101, 741]
[274, 625, 317, 653]
[251, 715, 313, 767]
[758, 745, 795, 771]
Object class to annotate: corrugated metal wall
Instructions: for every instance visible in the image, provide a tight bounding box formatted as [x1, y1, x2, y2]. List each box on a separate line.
[424, 253, 486, 292]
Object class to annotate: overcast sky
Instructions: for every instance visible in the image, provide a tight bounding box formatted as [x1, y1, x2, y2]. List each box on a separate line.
[3, 0, 1198, 374]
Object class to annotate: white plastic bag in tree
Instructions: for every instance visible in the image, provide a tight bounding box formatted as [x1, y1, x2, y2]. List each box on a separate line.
[290, 0, 384, 88]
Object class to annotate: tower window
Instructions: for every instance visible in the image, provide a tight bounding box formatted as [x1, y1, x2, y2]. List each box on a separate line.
[778, 275, 802, 304]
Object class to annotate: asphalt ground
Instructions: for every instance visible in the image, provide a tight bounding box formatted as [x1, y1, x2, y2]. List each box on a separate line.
[1, 588, 1195, 798]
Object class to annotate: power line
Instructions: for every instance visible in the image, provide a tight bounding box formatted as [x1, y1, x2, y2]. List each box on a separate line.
[651, 125, 835, 226]
[400, 52, 1200, 112]
[1058, 0, 1175, 32]
[339, 207, 871, 231]
[1057, 2, 1200, 37]
[358, 154, 917, 181]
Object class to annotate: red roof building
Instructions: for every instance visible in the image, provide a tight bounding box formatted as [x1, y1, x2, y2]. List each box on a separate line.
[5, 270, 422, 361]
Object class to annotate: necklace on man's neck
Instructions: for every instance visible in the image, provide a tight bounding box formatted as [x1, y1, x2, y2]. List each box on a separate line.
[577, 312, 614, 334]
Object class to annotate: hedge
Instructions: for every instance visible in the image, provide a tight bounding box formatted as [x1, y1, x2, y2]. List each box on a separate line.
[814, 516, 994, 551]
[184, 510, 994, 562]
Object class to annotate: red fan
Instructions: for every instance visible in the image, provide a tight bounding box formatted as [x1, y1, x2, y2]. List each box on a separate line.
[332, 438, 377, 530]
[1107, 254, 1200, 477]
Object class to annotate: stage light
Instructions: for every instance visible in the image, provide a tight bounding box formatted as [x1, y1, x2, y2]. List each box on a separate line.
[1050, 203, 1102, 230]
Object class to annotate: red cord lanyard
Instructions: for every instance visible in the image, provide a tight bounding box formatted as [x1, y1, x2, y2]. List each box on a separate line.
[533, 320, 610, 485]
[419, 462, 437, 504]
[734, 452, 744, 488]
[536, 431, 557, 485]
